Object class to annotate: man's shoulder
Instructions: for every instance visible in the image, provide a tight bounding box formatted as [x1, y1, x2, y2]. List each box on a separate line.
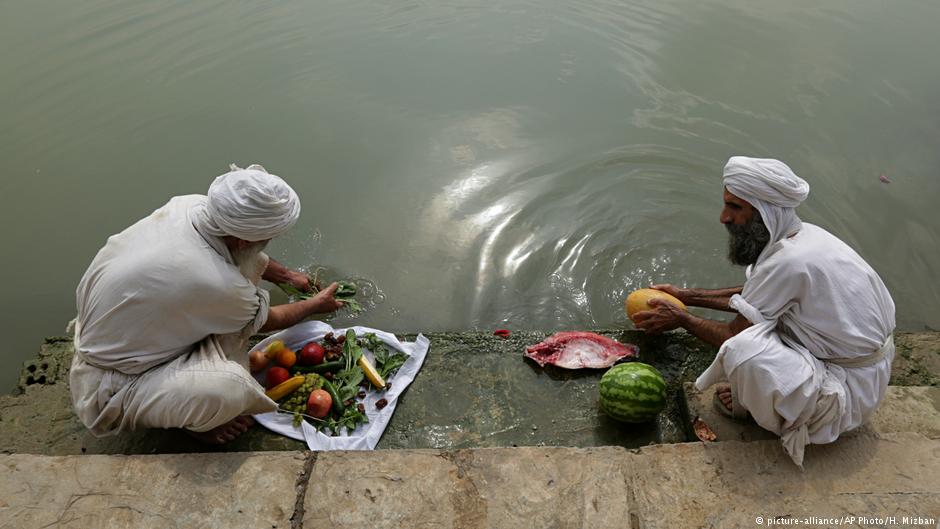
[127, 195, 206, 227]
[161, 194, 207, 212]
[800, 222, 840, 241]
[755, 224, 833, 273]
[782, 223, 844, 255]
[773, 223, 873, 277]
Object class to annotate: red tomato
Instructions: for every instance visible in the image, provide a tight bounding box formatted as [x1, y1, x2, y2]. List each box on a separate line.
[299, 342, 325, 366]
[266, 367, 290, 389]
[306, 389, 333, 418]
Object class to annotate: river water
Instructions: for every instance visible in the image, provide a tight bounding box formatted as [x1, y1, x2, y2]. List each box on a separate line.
[2, 0, 939, 392]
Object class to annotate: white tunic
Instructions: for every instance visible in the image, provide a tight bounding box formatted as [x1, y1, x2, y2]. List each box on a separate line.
[71, 195, 277, 436]
[696, 223, 896, 466]
[75, 195, 270, 374]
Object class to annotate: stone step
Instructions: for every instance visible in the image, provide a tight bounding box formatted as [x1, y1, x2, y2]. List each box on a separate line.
[2, 331, 936, 455]
[684, 383, 940, 443]
[2, 432, 938, 529]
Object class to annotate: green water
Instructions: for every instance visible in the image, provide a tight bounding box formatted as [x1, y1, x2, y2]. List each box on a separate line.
[2, 0, 939, 392]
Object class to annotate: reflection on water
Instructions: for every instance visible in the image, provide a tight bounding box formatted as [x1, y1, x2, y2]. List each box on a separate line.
[415, 143, 729, 330]
[2, 0, 939, 391]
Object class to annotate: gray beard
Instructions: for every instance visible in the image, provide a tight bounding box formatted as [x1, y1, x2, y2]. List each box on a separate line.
[726, 214, 770, 266]
[232, 240, 269, 281]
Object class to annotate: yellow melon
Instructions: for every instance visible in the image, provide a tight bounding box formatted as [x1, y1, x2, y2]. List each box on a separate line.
[625, 289, 687, 320]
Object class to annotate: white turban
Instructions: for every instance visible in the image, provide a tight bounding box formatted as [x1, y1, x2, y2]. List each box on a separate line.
[723, 156, 810, 264]
[195, 164, 301, 242]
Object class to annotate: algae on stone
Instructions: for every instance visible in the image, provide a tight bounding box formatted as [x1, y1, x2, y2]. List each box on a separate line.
[3, 330, 937, 456]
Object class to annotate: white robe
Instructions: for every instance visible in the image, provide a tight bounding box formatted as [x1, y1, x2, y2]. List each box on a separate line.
[696, 223, 895, 466]
[71, 195, 277, 436]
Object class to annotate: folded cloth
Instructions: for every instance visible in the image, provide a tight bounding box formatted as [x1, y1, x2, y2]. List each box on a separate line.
[252, 321, 430, 451]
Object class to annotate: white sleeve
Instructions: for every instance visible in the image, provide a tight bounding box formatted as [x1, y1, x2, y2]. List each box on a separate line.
[738, 255, 809, 322]
[248, 287, 270, 334]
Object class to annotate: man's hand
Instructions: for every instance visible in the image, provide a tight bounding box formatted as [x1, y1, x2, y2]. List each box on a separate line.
[632, 297, 688, 335]
[286, 270, 313, 293]
[650, 283, 689, 304]
[311, 282, 344, 313]
[260, 281, 345, 333]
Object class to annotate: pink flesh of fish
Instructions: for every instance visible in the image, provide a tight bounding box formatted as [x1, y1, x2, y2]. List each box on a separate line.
[524, 331, 639, 369]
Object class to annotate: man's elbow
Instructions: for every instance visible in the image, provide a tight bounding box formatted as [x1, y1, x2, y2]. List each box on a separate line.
[258, 308, 281, 333]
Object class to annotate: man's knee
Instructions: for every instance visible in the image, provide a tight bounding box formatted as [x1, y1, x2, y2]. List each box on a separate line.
[132, 365, 259, 431]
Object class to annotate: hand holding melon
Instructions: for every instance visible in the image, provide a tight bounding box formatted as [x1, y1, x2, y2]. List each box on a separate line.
[625, 288, 687, 320]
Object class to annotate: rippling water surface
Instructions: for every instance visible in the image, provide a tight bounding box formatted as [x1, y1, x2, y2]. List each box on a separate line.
[2, 0, 939, 390]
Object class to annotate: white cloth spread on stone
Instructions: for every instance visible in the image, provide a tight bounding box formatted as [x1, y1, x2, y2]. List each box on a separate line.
[71, 193, 279, 436]
[696, 223, 895, 467]
[252, 322, 430, 451]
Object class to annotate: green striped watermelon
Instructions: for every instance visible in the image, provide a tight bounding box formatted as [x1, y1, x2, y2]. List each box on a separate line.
[599, 362, 667, 423]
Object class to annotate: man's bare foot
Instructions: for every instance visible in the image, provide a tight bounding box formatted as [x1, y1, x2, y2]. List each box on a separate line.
[186, 416, 255, 445]
[716, 386, 733, 412]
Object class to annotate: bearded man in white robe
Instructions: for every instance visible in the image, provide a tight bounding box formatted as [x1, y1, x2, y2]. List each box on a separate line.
[71, 164, 344, 444]
[633, 156, 896, 466]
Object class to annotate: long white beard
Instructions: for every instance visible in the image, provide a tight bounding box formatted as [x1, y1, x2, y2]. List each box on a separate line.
[231, 240, 269, 281]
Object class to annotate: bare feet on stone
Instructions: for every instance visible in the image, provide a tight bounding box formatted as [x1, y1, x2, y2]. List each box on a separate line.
[716, 386, 733, 412]
[186, 416, 255, 445]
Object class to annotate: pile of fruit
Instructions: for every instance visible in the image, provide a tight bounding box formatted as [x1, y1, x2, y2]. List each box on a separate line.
[249, 329, 409, 434]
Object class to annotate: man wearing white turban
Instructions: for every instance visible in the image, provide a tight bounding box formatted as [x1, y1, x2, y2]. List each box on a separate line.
[70, 164, 343, 444]
[633, 156, 895, 466]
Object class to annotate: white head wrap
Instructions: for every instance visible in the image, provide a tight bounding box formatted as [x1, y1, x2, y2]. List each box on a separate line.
[722, 156, 809, 264]
[194, 164, 301, 242]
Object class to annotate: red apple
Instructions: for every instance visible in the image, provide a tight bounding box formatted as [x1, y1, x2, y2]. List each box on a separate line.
[266, 366, 290, 389]
[306, 389, 332, 418]
[299, 342, 325, 366]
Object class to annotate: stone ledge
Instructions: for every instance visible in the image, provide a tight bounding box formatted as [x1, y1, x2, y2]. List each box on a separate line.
[304, 447, 633, 529]
[684, 383, 940, 443]
[0, 451, 305, 529]
[2, 434, 938, 529]
[629, 432, 940, 529]
[2, 331, 936, 456]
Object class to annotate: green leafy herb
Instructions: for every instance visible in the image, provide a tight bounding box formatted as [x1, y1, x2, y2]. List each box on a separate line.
[339, 407, 369, 430]
[334, 281, 362, 313]
[362, 332, 408, 379]
[373, 345, 388, 366]
[324, 330, 366, 412]
[342, 299, 363, 313]
[378, 352, 408, 379]
[342, 329, 362, 370]
[337, 385, 358, 403]
[336, 280, 357, 297]
[278, 277, 363, 314]
[335, 367, 363, 393]
[362, 333, 385, 354]
[278, 282, 310, 300]
[321, 406, 369, 435]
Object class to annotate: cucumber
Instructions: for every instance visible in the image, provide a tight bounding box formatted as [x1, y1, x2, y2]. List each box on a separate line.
[320, 378, 346, 415]
[292, 360, 345, 374]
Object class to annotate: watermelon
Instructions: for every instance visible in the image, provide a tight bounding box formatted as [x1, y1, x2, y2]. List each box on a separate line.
[599, 362, 667, 423]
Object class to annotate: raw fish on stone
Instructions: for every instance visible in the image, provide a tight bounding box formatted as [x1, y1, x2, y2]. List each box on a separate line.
[524, 332, 638, 369]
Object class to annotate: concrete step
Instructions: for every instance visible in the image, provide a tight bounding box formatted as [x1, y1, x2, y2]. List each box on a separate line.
[684, 383, 940, 443]
[3, 432, 938, 529]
